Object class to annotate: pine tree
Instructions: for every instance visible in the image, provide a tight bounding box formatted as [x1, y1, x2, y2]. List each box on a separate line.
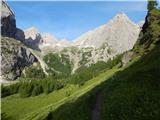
[147, 0, 158, 11]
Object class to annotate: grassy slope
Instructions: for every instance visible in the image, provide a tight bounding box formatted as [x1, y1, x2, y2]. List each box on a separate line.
[42, 46, 160, 120]
[2, 67, 119, 120]
[46, 8, 160, 117]
[101, 46, 160, 120]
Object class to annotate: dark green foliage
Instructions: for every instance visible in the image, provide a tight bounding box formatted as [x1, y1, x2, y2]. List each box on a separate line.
[22, 62, 46, 79]
[32, 84, 43, 96]
[1, 112, 15, 120]
[69, 54, 123, 85]
[1, 83, 19, 98]
[43, 53, 72, 79]
[106, 54, 123, 69]
[19, 82, 34, 98]
[101, 46, 160, 120]
[134, 7, 160, 53]
[18, 78, 64, 98]
[24, 67, 45, 79]
[43, 81, 105, 120]
[1, 77, 64, 98]
[147, 0, 158, 11]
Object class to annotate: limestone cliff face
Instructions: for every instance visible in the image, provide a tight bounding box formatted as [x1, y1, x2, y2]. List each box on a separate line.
[74, 13, 141, 54]
[1, 37, 37, 80]
[1, 1, 16, 38]
[1, 1, 37, 81]
[1, 1, 25, 41]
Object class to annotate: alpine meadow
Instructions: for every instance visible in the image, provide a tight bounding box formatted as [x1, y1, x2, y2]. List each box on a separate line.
[1, 0, 160, 120]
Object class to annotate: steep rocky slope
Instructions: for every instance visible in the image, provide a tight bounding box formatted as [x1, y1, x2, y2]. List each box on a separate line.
[74, 13, 141, 52]
[1, 0, 25, 41]
[1, 1, 37, 81]
[1, 0, 16, 38]
[1, 37, 37, 80]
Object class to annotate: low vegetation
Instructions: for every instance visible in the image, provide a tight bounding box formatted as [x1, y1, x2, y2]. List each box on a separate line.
[68, 54, 123, 85]
[1, 77, 64, 98]
[1, 67, 119, 120]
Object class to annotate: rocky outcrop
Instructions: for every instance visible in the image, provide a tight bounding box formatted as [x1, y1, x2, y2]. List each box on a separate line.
[1, 37, 37, 80]
[23, 27, 43, 50]
[24, 27, 72, 50]
[1, 1, 16, 38]
[1, 1, 25, 41]
[1, 1, 38, 81]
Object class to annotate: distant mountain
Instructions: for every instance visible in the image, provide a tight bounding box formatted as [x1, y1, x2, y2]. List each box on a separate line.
[1, 1, 144, 80]
[74, 13, 141, 54]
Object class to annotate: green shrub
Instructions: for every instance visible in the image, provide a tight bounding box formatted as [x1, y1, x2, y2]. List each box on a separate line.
[1, 83, 19, 98]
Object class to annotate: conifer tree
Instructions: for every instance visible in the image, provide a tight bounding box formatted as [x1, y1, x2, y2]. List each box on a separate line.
[147, 0, 158, 11]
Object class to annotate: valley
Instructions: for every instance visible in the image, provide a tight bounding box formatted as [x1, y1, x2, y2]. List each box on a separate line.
[1, 0, 160, 120]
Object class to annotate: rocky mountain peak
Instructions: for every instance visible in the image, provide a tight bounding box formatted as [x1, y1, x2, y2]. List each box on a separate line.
[1, 0, 15, 18]
[24, 27, 40, 40]
[1, 0, 17, 38]
[108, 12, 138, 27]
[113, 12, 129, 20]
[41, 33, 58, 44]
[57, 39, 71, 47]
[74, 13, 141, 53]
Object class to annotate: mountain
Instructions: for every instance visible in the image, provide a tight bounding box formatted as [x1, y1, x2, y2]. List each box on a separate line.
[74, 13, 141, 54]
[38, 13, 142, 75]
[1, 0, 17, 38]
[57, 39, 72, 47]
[23, 27, 71, 50]
[22, 13, 142, 53]
[1, 1, 143, 80]
[1, 1, 37, 81]
[1, 1, 25, 41]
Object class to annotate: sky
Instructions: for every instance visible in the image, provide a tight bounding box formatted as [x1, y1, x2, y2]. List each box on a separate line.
[7, 1, 148, 40]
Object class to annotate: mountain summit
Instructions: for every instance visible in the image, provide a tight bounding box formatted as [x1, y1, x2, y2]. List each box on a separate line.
[74, 13, 141, 54]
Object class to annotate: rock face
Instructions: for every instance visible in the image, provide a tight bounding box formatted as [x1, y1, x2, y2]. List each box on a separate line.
[74, 13, 141, 54]
[1, 1, 37, 81]
[1, 37, 37, 80]
[24, 27, 72, 50]
[23, 27, 43, 50]
[1, 1, 16, 38]
[1, 1, 25, 41]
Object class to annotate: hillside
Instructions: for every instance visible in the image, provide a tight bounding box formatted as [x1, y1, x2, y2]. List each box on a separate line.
[1, 1, 160, 120]
[39, 3, 160, 120]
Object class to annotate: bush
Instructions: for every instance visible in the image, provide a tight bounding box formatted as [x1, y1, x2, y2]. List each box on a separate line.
[1, 83, 20, 98]
[19, 82, 34, 98]
[32, 85, 43, 96]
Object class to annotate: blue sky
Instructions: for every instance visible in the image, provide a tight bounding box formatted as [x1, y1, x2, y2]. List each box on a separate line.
[8, 1, 148, 40]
